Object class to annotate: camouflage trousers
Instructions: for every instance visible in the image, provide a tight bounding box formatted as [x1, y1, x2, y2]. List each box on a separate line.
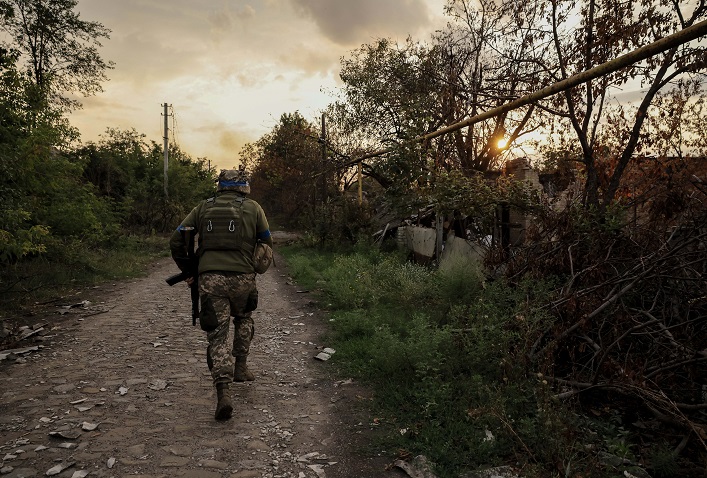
[199, 272, 257, 385]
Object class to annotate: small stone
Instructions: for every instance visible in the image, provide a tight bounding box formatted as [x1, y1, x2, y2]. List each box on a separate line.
[81, 422, 99, 431]
[46, 461, 75, 476]
[148, 379, 167, 391]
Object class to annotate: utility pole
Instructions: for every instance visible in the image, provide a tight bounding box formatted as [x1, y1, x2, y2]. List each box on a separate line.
[162, 103, 171, 198]
[320, 113, 327, 203]
[358, 161, 363, 206]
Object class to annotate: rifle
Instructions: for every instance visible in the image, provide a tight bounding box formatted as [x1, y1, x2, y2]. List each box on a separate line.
[166, 270, 199, 325]
[166, 227, 199, 325]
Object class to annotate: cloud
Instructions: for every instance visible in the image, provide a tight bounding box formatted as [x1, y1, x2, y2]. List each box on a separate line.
[289, 0, 435, 45]
[69, 0, 445, 169]
[207, 4, 256, 35]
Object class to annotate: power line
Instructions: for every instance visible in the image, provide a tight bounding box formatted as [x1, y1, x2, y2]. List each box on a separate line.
[171, 105, 180, 148]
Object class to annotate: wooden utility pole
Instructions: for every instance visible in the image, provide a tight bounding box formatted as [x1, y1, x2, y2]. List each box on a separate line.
[320, 113, 327, 203]
[162, 103, 171, 198]
[358, 161, 363, 206]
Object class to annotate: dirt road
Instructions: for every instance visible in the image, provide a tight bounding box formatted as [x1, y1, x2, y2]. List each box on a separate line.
[0, 248, 404, 478]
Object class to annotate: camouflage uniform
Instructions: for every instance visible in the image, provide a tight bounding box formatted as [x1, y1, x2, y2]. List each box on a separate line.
[200, 272, 256, 384]
[170, 169, 272, 420]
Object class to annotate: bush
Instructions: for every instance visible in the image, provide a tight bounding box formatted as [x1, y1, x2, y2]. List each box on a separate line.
[281, 244, 575, 476]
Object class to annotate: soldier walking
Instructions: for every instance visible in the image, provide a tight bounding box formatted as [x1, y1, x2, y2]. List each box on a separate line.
[170, 169, 273, 420]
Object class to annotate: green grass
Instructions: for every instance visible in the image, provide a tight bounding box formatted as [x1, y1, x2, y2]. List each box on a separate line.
[0, 234, 169, 314]
[279, 242, 660, 478]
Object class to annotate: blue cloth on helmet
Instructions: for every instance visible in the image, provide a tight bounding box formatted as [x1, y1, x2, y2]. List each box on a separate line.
[219, 180, 249, 187]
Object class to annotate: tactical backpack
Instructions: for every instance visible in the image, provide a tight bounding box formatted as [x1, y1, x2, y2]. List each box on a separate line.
[198, 195, 248, 252]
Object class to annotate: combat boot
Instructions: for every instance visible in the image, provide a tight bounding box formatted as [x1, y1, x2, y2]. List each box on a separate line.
[214, 383, 233, 420]
[234, 355, 255, 382]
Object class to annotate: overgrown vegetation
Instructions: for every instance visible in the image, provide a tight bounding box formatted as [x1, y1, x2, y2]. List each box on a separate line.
[2, 0, 705, 474]
[0, 1, 215, 312]
[1, 235, 168, 310]
[282, 239, 705, 477]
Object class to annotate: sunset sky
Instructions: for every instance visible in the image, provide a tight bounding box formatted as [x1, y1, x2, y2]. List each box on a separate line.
[69, 0, 447, 170]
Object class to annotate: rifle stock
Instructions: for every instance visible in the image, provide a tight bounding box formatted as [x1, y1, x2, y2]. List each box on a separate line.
[165, 271, 192, 286]
[165, 271, 200, 325]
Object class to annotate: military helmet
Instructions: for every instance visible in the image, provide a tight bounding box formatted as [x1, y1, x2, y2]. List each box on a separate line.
[217, 169, 250, 194]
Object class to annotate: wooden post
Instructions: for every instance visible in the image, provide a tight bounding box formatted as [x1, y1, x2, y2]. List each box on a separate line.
[358, 161, 363, 206]
[436, 209, 444, 264]
[162, 103, 169, 198]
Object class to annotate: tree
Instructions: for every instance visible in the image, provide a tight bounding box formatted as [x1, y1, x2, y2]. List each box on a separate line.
[330, 2, 549, 209]
[0, 46, 49, 262]
[76, 130, 217, 234]
[535, 0, 707, 208]
[435, 0, 548, 173]
[241, 112, 323, 227]
[0, 0, 113, 114]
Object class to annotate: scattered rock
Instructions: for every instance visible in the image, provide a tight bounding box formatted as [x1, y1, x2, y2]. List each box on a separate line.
[48, 431, 79, 440]
[81, 421, 99, 431]
[147, 379, 167, 391]
[0, 346, 40, 362]
[46, 461, 75, 476]
[394, 455, 438, 478]
[460, 466, 521, 478]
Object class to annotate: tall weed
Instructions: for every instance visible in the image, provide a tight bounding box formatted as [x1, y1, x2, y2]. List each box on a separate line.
[0, 235, 168, 312]
[280, 244, 570, 476]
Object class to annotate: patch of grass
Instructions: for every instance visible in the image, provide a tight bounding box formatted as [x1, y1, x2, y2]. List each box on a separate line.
[281, 243, 679, 477]
[0, 234, 169, 314]
[281, 243, 582, 476]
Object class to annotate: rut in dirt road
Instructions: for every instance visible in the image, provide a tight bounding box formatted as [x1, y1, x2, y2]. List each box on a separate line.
[0, 250, 400, 478]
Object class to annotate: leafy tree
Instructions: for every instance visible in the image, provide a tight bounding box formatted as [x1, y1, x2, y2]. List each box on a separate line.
[328, 3, 548, 216]
[534, 0, 707, 208]
[77, 131, 217, 234]
[0, 0, 113, 114]
[242, 112, 323, 227]
[0, 47, 49, 262]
